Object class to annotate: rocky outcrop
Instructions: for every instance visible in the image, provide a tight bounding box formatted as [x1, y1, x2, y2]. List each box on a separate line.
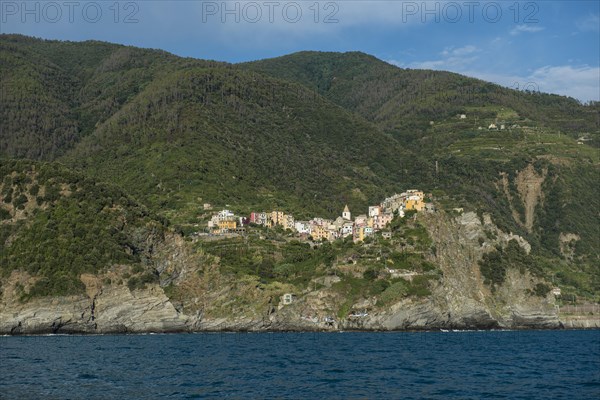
[92, 285, 190, 333]
[560, 317, 600, 329]
[415, 211, 560, 330]
[0, 269, 195, 334]
[0, 296, 94, 335]
[0, 282, 192, 334]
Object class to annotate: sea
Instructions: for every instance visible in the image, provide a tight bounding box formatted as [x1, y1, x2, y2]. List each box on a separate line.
[1, 330, 599, 399]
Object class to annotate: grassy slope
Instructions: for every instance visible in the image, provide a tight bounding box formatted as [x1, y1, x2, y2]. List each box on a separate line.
[0, 35, 425, 221]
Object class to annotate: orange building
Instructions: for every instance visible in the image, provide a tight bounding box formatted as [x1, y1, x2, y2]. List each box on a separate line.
[217, 219, 237, 232]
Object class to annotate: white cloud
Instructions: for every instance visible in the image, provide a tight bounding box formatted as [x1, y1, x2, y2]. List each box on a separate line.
[441, 45, 478, 57]
[509, 24, 544, 36]
[461, 65, 600, 103]
[403, 45, 480, 70]
[391, 37, 599, 102]
[576, 14, 600, 32]
[529, 65, 600, 102]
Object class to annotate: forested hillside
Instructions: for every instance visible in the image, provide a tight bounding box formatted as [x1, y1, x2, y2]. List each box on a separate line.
[0, 36, 598, 304]
[0, 34, 221, 159]
[62, 66, 425, 220]
[243, 51, 599, 141]
[1, 34, 428, 220]
[0, 160, 168, 298]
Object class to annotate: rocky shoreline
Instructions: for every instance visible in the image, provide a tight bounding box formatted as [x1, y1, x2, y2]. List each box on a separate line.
[2, 285, 597, 335]
[2, 318, 598, 336]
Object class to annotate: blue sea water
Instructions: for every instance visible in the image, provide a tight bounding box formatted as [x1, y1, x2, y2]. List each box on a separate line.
[1, 330, 599, 399]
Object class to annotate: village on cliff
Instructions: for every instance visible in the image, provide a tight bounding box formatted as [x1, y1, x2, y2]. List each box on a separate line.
[202, 190, 432, 243]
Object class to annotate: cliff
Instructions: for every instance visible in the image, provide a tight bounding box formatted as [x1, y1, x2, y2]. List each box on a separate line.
[2, 212, 593, 335]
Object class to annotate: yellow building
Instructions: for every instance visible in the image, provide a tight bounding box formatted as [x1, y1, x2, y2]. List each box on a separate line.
[271, 211, 284, 226]
[282, 214, 295, 231]
[354, 226, 366, 242]
[405, 198, 425, 211]
[217, 219, 237, 232]
[311, 225, 328, 241]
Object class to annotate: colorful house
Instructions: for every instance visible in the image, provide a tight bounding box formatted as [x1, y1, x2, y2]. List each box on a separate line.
[378, 211, 394, 228]
[341, 222, 354, 238]
[217, 209, 235, 221]
[282, 214, 295, 231]
[217, 219, 237, 233]
[354, 225, 373, 242]
[294, 221, 311, 235]
[405, 197, 425, 211]
[368, 205, 381, 217]
[250, 212, 269, 226]
[311, 225, 328, 241]
[354, 226, 366, 242]
[271, 211, 284, 226]
[354, 214, 368, 226]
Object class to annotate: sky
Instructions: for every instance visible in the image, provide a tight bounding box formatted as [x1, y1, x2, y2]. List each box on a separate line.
[1, 0, 599, 102]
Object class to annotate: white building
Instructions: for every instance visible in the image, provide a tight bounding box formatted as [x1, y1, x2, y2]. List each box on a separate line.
[341, 222, 354, 237]
[217, 209, 235, 221]
[294, 221, 311, 235]
[282, 293, 295, 305]
[368, 206, 381, 218]
[342, 205, 351, 221]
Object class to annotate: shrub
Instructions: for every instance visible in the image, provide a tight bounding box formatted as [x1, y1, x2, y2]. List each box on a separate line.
[127, 272, 158, 291]
[0, 208, 10, 220]
[29, 184, 40, 196]
[533, 283, 551, 297]
[479, 240, 537, 289]
[13, 194, 28, 210]
[369, 279, 390, 295]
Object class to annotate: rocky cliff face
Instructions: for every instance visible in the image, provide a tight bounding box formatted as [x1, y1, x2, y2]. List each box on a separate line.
[0, 212, 595, 334]
[0, 283, 189, 334]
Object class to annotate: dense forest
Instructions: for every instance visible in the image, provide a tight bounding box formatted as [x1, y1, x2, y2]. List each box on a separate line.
[243, 51, 599, 141]
[0, 160, 167, 298]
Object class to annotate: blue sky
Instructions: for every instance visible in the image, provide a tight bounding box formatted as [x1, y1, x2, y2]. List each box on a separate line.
[2, 0, 599, 101]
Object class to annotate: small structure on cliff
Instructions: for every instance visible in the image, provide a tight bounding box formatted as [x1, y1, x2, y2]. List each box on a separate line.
[281, 293, 296, 305]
